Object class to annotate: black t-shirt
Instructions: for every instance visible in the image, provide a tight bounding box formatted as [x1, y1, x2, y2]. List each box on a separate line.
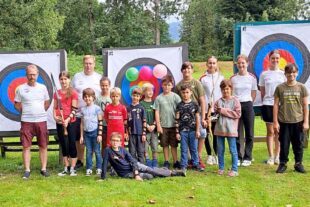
[176, 101, 199, 131]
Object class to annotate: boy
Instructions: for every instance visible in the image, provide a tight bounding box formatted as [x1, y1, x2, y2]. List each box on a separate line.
[101, 132, 186, 180]
[176, 84, 203, 171]
[273, 63, 309, 173]
[127, 87, 147, 163]
[154, 75, 181, 168]
[140, 83, 158, 168]
[79, 88, 103, 176]
[95, 77, 112, 155]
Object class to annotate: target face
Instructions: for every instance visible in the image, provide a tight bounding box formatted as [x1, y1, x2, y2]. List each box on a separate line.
[115, 58, 173, 105]
[0, 62, 53, 121]
[248, 33, 310, 83]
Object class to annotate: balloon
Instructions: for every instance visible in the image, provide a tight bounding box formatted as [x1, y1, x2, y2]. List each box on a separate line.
[125, 67, 139, 81]
[153, 64, 167, 79]
[139, 66, 153, 81]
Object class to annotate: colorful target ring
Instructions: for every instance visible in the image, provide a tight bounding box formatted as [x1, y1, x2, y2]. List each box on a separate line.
[114, 58, 172, 105]
[0, 62, 53, 122]
[248, 33, 310, 83]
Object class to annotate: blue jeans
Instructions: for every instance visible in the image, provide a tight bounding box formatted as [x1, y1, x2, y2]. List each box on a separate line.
[180, 130, 199, 168]
[217, 136, 238, 172]
[84, 129, 102, 170]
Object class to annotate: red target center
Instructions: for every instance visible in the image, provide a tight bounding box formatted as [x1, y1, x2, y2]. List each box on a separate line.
[263, 49, 295, 71]
[8, 77, 27, 103]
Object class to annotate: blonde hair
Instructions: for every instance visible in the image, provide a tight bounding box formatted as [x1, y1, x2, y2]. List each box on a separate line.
[110, 87, 121, 96]
[26, 64, 39, 74]
[142, 83, 154, 94]
[110, 132, 122, 140]
[83, 55, 95, 63]
[236, 54, 249, 63]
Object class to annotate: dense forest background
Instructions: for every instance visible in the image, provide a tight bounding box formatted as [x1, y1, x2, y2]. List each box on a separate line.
[0, 0, 309, 60]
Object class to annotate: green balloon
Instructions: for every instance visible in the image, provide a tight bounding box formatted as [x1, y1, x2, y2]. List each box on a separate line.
[126, 67, 139, 81]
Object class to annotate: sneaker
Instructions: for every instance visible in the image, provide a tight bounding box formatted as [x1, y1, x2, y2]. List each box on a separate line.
[40, 170, 50, 177]
[206, 156, 213, 165]
[227, 170, 239, 177]
[171, 169, 186, 177]
[152, 159, 158, 168]
[212, 156, 218, 165]
[274, 157, 280, 165]
[75, 160, 84, 170]
[96, 169, 102, 175]
[276, 163, 287, 173]
[173, 161, 181, 169]
[237, 160, 241, 166]
[193, 165, 205, 172]
[217, 169, 224, 176]
[22, 171, 30, 179]
[199, 157, 206, 169]
[70, 170, 77, 176]
[187, 160, 194, 169]
[86, 169, 92, 176]
[241, 160, 252, 167]
[163, 161, 170, 169]
[294, 163, 306, 173]
[58, 170, 68, 176]
[266, 157, 274, 165]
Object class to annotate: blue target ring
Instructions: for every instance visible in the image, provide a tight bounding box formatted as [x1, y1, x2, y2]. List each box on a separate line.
[0, 62, 53, 121]
[248, 33, 310, 83]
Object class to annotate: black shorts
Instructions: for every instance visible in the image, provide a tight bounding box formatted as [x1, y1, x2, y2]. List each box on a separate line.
[261, 105, 273, 123]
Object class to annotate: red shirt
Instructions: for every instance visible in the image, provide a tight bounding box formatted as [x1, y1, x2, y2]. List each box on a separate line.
[104, 103, 127, 146]
[53, 89, 78, 122]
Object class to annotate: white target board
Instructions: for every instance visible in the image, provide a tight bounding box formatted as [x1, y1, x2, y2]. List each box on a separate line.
[103, 44, 188, 105]
[0, 50, 67, 134]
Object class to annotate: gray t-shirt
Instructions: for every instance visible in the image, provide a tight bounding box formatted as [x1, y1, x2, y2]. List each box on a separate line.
[95, 95, 112, 126]
[154, 92, 181, 128]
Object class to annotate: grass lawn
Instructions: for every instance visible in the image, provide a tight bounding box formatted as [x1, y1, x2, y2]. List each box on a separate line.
[1, 57, 309, 206]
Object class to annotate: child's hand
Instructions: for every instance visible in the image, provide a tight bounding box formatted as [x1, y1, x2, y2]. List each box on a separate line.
[303, 122, 309, 132]
[80, 137, 84, 144]
[273, 121, 280, 134]
[54, 116, 63, 124]
[135, 175, 143, 181]
[217, 107, 222, 114]
[97, 135, 102, 143]
[157, 125, 163, 134]
[142, 135, 146, 142]
[196, 131, 200, 139]
[63, 118, 70, 128]
[176, 133, 181, 141]
[124, 133, 129, 141]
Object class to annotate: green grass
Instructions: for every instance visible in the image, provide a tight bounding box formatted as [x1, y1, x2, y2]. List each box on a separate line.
[1, 58, 309, 206]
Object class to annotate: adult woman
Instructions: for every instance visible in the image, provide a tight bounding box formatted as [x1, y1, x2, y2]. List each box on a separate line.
[230, 54, 257, 166]
[200, 56, 224, 165]
[54, 71, 79, 176]
[259, 50, 286, 165]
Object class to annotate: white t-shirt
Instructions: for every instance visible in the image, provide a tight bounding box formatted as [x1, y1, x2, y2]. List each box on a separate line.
[230, 72, 258, 102]
[72, 71, 101, 114]
[200, 71, 224, 111]
[14, 83, 50, 122]
[259, 69, 286, 105]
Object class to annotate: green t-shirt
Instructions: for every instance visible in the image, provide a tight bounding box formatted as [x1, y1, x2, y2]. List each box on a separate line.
[140, 100, 155, 125]
[95, 95, 112, 126]
[154, 92, 181, 128]
[175, 79, 204, 104]
[274, 82, 308, 123]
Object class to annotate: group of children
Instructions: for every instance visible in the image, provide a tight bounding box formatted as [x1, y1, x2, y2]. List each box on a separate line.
[54, 52, 308, 180]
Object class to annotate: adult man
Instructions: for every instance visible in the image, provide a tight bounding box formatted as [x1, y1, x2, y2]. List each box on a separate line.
[72, 55, 102, 168]
[175, 61, 207, 169]
[14, 64, 50, 179]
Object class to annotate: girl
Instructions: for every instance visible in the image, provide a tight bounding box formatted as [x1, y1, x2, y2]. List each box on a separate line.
[214, 79, 241, 177]
[104, 87, 128, 147]
[230, 54, 257, 167]
[53, 71, 79, 176]
[259, 50, 286, 165]
[200, 56, 224, 165]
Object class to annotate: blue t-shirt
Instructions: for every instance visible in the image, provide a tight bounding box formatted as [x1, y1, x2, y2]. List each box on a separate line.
[81, 104, 102, 132]
[127, 103, 146, 135]
[176, 101, 199, 131]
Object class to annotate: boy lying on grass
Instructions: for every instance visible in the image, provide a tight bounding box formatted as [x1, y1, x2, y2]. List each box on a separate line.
[101, 132, 186, 181]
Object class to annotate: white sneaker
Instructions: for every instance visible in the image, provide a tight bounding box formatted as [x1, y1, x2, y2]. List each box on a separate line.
[241, 160, 252, 167]
[58, 170, 68, 176]
[237, 160, 241, 166]
[274, 157, 280, 165]
[206, 156, 214, 165]
[212, 156, 218, 165]
[96, 169, 102, 175]
[266, 157, 274, 165]
[86, 169, 92, 176]
[70, 170, 77, 176]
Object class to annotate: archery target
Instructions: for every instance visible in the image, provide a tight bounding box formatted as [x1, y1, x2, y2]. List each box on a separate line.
[0, 62, 53, 122]
[248, 33, 310, 83]
[115, 58, 173, 105]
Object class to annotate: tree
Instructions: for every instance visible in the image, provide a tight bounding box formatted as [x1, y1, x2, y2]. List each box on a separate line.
[0, 0, 64, 50]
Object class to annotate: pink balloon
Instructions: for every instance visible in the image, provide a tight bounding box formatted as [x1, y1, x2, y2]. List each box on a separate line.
[139, 66, 153, 81]
[153, 64, 167, 79]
